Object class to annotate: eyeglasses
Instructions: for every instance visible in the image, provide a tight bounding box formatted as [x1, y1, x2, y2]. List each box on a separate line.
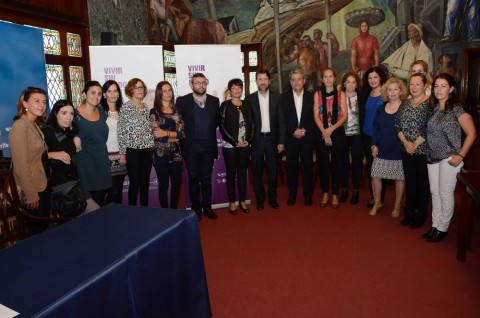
[133, 86, 145, 90]
[192, 80, 209, 86]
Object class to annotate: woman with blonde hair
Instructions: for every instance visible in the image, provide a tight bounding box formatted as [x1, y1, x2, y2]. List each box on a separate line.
[407, 60, 433, 96]
[369, 78, 408, 217]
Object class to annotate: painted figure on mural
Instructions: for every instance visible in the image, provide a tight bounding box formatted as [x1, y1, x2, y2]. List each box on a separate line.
[440, 0, 480, 42]
[345, 7, 385, 78]
[281, 32, 322, 91]
[313, 29, 339, 73]
[383, 23, 433, 82]
[434, 54, 456, 78]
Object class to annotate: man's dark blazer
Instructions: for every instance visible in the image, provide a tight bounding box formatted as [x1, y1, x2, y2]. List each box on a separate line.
[245, 90, 281, 153]
[278, 89, 316, 147]
[176, 93, 220, 158]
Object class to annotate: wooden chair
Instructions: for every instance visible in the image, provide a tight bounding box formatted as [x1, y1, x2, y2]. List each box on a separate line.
[0, 169, 73, 246]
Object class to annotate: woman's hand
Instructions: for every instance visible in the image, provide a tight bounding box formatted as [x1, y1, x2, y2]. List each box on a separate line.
[73, 136, 82, 152]
[119, 154, 127, 166]
[372, 145, 378, 158]
[324, 136, 332, 146]
[27, 200, 39, 210]
[448, 154, 463, 167]
[237, 140, 249, 148]
[404, 141, 417, 155]
[322, 126, 334, 139]
[152, 128, 168, 138]
[49, 151, 71, 164]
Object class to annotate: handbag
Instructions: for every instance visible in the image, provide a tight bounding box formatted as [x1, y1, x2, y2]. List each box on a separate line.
[52, 182, 87, 217]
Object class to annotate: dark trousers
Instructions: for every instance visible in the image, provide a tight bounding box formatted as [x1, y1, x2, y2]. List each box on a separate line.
[90, 189, 109, 207]
[126, 148, 152, 206]
[185, 143, 216, 210]
[105, 174, 126, 205]
[26, 188, 51, 236]
[223, 147, 249, 203]
[346, 134, 363, 190]
[154, 162, 182, 209]
[251, 135, 277, 204]
[402, 152, 430, 221]
[316, 129, 348, 195]
[286, 139, 314, 198]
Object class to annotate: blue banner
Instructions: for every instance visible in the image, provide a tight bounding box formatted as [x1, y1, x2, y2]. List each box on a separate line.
[0, 21, 48, 157]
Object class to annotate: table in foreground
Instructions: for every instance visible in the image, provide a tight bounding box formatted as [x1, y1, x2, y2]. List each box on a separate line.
[0, 204, 211, 318]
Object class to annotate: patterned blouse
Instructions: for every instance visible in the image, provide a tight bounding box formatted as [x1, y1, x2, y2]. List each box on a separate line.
[149, 108, 185, 164]
[117, 100, 154, 154]
[427, 105, 465, 163]
[394, 98, 429, 155]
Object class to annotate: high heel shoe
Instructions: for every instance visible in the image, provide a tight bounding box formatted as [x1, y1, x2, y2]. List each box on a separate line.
[369, 203, 382, 216]
[320, 194, 329, 208]
[350, 190, 359, 205]
[331, 195, 339, 209]
[239, 202, 250, 214]
[367, 198, 375, 208]
[229, 203, 237, 215]
[339, 189, 348, 203]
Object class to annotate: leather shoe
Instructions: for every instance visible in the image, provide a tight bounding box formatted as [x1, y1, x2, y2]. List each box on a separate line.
[229, 203, 237, 215]
[339, 189, 348, 203]
[427, 230, 448, 243]
[367, 198, 375, 208]
[195, 209, 202, 221]
[421, 227, 437, 240]
[239, 202, 250, 214]
[400, 217, 412, 227]
[256, 201, 264, 210]
[304, 196, 312, 206]
[203, 207, 218, 220]
[409, 216, 425, 229]
[287, 195, 296, 206]
[331, 195, 339, 209]
[350, 190, 359, 205]
[269, 201, 280, 209]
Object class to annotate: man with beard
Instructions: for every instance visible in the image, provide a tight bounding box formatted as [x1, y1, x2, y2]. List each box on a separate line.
[350, 20, 380, 76]
[176, 73, 220, 221]
[245, 69, 283, 210]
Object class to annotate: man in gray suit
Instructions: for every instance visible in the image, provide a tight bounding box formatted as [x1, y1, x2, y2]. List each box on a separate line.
[245, 69, 283, 210]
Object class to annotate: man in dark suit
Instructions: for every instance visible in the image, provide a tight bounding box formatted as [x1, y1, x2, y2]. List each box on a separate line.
[278, 69, 315, 206]
[176, 73, 220, 221]
[245, 69, 282, 210]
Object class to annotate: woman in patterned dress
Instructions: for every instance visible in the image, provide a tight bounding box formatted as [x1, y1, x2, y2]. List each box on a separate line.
[369, 78, 407, 217]
[394, 73, 430, 228]
[219, 78, 254, 215]
[118, 78, 154, 206]
[422, 73, 476, 242]
[150, 81, 185, 209]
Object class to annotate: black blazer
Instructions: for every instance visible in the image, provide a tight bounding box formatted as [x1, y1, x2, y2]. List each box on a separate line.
[176, 93, 220, 158]
[245, 90, 281, 148]
[219, 99, 255, 147]
[278, 90, 315, 146]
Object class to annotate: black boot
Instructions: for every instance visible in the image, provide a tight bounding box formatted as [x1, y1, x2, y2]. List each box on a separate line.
[350, 190, 359, 205]
[339, 188, 348, 203]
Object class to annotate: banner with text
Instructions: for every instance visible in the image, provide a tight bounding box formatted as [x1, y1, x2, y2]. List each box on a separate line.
[89, 45, 164, 206]
[175, 44, 245, 209]
[0, 21, 47, 157]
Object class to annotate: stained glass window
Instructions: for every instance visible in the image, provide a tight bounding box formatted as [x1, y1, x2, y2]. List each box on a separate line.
[248, 51, 258, 67]
[165, 73, 178, 100]
[249, 72, 257, 94]
[67, 32, 82, 57]
[69, 66, 84, 107]
[164, 50, 175, 68]
[45, 64, 66, 108]
[43, 28, 61, 55]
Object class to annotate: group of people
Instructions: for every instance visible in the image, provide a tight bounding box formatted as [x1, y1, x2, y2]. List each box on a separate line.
[9, 63, 476, 242]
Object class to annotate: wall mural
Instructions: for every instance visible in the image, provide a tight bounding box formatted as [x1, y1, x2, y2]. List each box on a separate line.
[149, 0, 480, 92]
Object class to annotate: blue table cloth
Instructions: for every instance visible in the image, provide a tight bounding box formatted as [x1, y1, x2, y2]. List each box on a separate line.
[0, 204, 211, 318]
